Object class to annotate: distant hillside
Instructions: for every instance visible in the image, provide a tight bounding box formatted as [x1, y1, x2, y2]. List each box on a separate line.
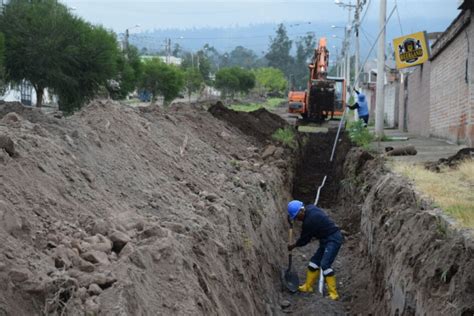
[130, 17, 454, 58]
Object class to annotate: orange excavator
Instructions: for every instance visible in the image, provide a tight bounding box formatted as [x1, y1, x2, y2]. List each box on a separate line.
[288, 38, 346, 125]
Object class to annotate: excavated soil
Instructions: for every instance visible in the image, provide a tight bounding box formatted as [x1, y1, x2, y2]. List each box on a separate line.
[208, 102, 288, 143]
[0, 100, 294, 315]
[425, 147, 473, 171]
[0, 99, 473, 316]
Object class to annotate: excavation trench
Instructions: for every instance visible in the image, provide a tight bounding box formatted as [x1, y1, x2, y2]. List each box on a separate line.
[274, 130, 474, 315]
[0, 101, 472, 315]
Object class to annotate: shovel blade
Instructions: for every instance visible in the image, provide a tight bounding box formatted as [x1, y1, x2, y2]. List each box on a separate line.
[281, 269, 299, 293]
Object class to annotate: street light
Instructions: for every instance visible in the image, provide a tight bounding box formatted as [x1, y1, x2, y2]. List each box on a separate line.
[124, 24, 140, 50]
[335, 0, 356, 9]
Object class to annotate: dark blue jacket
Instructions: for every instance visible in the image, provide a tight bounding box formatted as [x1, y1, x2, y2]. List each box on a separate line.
[295, 205, 340, 247]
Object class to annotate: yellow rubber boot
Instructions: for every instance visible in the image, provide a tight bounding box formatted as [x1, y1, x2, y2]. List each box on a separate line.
[325, 275, 340, 300]
[298, 269, 319, 293]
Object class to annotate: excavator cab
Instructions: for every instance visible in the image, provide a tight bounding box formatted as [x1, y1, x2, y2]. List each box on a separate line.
[327, 76, 346, 118]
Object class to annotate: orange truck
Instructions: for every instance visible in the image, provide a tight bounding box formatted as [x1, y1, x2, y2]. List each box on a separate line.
[288, 38, 346, 124]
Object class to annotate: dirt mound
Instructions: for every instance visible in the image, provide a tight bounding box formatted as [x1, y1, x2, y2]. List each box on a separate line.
[425, 147, 473, 171]
[0, 102, 59, 124]
[0, 99, 294, 315]
[208, 101, 288, 142]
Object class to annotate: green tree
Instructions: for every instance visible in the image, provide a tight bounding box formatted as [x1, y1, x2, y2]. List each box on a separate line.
[294, 33, 316, 89]
[111, 45, 142, 100]
[235, 68, 256, 94]
[0, 0, 119, 111]
[184, 68, 204, 102]
[227, 46, 258, 69]
[215, 68, 239, 99]
[181, 49, 211, 82]
[265, 24, 294, 77]
[140, 58, 185, 105]
[56, 24, 119, 112]
[215, 67, 255, 99]
[254, 67, 287, 96]
[172, 43, 183, 57]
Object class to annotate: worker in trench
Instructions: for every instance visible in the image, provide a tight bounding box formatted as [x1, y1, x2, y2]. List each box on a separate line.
[348, 88, 369, 126]
[287, 200, 343, 300]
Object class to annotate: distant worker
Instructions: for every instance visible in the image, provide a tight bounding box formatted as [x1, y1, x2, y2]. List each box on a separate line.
[348, 88, 369, 126]
[287, 200, 343, 300]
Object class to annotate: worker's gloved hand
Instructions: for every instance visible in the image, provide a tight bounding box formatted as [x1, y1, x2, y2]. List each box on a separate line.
[287, 244, 296, 251]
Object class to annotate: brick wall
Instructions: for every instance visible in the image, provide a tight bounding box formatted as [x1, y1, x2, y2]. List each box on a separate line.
[404, 63, 431, 137]
[402, 9, 474, 146]
[430, 17, 472, 145]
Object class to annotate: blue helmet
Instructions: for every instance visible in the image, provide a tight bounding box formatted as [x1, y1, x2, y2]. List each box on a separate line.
[288, 200, 304, 220]
[357, 93, 366, 102]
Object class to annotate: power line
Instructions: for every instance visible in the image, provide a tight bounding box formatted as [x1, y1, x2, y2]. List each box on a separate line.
[354, 5, 397, 88]
[130, 32, 318, 41]
[359, 0, 371, 25]
[395, 3, 404, 35]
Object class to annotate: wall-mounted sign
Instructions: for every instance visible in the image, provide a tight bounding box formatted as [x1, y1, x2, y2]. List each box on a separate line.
[393, 31, 430, 69]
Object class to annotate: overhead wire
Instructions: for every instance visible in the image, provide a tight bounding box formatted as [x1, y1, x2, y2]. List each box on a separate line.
[394, 2, 404, 36]
[321, 5, 399, 207]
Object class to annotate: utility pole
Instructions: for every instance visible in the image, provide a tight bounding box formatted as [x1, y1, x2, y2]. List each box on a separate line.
[346, 1, 352, 93]
[166, 38, 171, 65]
[354, 0, 361, 89]
[125, 29, 130, 52]
[375, 0, 387, 138]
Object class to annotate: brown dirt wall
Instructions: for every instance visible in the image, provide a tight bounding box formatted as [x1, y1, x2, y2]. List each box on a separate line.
[0, 100, 295, 315]
[338, 148, 474, 316]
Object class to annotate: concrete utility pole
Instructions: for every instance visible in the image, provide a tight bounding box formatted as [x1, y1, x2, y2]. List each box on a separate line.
[375, 0, 387, 138]
[335, 0, 357, 100]
[125, 29, 130, 52]
[345, 28, 350, 94]
[166, 38, 172, 64]
[346, 2, 352, 92]
[354, 0, 361, 89]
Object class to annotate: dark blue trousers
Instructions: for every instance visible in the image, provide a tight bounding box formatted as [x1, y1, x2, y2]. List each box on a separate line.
[308, 230, 343, 276]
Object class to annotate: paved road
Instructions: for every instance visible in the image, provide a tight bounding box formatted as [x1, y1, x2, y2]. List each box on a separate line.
[369, 129, 467, 164]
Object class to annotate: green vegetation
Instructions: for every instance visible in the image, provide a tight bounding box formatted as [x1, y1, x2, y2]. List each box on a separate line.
[254, 67, 287, 96]
[184, 68, 204, 101]
[266, 24, 293, 78]
[393, 160, 474, 229]
[111, 46, 143, 100]
[139, 58, 185, 105]
[230, 98, 285, 112]
[347, 119, 374, 148]
[215, 67, 256, 99]
[181, 50, 212, 82]
[0, 0, 119, 111]
[272, 127, 296, 148]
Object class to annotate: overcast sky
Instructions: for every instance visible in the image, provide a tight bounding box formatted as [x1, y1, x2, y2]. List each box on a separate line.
[60, 0, 460, 32]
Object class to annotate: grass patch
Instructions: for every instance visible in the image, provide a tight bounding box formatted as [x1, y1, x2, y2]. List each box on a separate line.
[272, 127, 296, 148]
[393, 160, 474, 229]
[297, 125, 329, 133]
[230, 98, 285, 112]
[347, 119, 374, 148]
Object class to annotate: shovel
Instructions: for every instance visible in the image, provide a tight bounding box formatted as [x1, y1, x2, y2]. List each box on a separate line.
[282, 221, 299, 293]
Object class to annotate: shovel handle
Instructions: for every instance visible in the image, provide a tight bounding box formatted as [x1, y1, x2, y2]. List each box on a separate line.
[288, 222, 294, 245]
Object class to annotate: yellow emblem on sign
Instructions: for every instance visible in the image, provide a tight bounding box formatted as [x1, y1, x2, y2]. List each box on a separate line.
[393, 31, 430, 69]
